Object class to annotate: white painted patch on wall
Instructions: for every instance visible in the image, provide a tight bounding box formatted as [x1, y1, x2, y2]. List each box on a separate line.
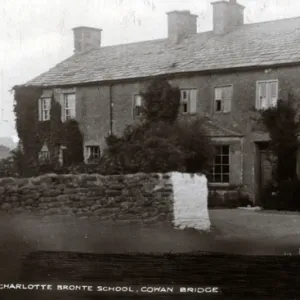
[171, 172, 210, 231]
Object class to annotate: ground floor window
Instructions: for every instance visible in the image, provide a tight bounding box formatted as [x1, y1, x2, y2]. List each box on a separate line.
[39, 150, 50, 161]
[208, 145, 230, 183]
[86, 146, 101, 161]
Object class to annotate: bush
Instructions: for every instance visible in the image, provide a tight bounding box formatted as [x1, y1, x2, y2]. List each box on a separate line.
[261, 180, 300, 211]
[208, 188, 252, 209]
[277, 180, 300, 211]
[97, 118, 213, 175]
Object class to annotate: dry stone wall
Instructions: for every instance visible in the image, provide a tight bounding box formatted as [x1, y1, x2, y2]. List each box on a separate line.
[0, 172, 210, 230]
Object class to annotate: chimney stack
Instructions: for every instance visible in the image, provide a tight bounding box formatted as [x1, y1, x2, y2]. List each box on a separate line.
[211, 0, 244, 35]
[167, 10, 198, 43]
[72, 26, 102, 54]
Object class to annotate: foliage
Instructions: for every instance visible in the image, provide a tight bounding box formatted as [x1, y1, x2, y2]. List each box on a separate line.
[261, 180, 300, 211]
[98, 78, 214, 174]
[0, 147, 27, 178]
[141, 78, 181, 124]
[13, 86, 84, 176]
[259, 95, 300, 210]
[174, 119, 215, 173]
[260, 98, 299, 182]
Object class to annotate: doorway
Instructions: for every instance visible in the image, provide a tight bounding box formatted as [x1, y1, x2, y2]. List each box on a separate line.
[256, 142, 274, 202]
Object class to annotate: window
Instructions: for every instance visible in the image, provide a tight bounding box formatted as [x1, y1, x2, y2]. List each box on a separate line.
[63, 94, 76, 121]
[39, 98, 51, 121]
[39, 150, 50, 161]
[214, 85, 232, 113]
[256, 80, 278, 109]
[133, 94, 144, 118]
[208, 145, 230, 184]
[86, 146, 101, 160]
[180, 89, 197, 114]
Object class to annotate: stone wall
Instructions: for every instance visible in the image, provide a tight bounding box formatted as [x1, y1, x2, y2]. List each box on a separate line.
[0, 172, 210, 230]
[0, 173, 173, 225]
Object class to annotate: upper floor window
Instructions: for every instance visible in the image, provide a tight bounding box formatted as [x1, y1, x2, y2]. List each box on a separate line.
[39, 98, 51, 121]
[86, 146, 101, 161]
[214, 85, 232, 113]
[63, 93, 76, 121]
[133, 94, 144, 118]
[208, 145, 230, 184]
[256, 80, 278, 109]
[180, 89, 197, 114]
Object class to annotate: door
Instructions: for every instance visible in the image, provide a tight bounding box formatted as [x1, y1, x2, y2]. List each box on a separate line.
[256, 142, 274, 202]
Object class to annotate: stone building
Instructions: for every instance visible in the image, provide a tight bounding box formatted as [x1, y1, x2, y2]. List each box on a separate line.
[19, 0, 300, 203]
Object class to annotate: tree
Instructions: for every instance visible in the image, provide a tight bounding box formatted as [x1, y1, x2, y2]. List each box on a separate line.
[141, 78, 181, 124]
[99, 78, 214, 174]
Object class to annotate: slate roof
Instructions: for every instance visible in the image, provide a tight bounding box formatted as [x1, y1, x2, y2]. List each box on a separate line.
[25, 16, 300, 87]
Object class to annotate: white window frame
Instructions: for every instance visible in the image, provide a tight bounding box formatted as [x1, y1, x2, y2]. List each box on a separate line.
[39, 97, 51, 121]
[39, 150, 50, 161]
[214, 85, 233, 113]
[63, 93, 76, 121]
[209, 145, 230, 184]
[256, 79, 278, 110]
[86, 145, 101, 160]
[180, 89, 197, 114]
[133, 94, 144, 118]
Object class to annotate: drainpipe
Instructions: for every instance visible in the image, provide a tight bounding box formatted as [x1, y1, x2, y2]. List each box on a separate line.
[109, 84, 113, 135]
[297, 134, 300, 179]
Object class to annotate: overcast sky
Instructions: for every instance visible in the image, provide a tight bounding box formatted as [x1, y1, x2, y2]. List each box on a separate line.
[1, 0, 300, 140]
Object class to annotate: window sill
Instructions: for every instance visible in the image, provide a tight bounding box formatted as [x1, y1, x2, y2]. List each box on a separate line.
[208, 183, 230, 187]
[208, 183, 244, 191]
[214, 111, 231, 114]
[181, 113, 197, 116]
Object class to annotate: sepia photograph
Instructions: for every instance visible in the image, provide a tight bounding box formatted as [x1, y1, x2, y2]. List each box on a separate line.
[0, 0, 300, 298]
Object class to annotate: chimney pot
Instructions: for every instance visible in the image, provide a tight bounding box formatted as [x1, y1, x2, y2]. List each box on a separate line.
[167, 10, 198, 43]
[211, 0, 244, 35]
[72, 26, 102, 54]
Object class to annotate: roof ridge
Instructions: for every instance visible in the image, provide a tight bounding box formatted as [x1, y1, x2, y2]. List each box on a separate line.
[77, 16, 300, 51]
[242, 15, 300, 28]
[23, 14, 300, 87]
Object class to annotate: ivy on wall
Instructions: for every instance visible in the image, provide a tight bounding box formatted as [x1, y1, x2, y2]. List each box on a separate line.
[13, 86, 84, 176]
[260, 96, 299, 182]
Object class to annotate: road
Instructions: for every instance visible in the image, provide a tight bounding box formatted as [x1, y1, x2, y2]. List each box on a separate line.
[0, 209, 300, 282]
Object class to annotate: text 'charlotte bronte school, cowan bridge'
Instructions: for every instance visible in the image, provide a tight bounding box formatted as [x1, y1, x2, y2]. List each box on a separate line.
[16, 0, 300, 203]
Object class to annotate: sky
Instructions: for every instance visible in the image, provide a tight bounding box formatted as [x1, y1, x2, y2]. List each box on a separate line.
[1, 0, 300, 141]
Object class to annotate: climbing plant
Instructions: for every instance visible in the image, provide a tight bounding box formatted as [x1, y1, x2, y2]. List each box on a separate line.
[260, 97, 299, 182]
[13, 86, 84, 176]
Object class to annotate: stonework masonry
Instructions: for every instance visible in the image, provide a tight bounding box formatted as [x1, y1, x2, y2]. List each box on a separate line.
[0, 173, 210, 231]
[0, 173, 173, 225]
[74, 65, 300, 203]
